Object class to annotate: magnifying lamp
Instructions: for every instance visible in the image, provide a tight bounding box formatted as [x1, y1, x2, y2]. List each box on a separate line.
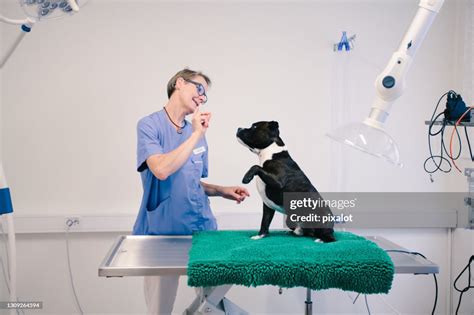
[0, 1, 83, 312]
[327, 0, 445, 167]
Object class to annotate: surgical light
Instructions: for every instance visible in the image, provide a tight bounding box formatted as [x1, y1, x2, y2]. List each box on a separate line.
[0, 0, 84, 68]
[20, 0, 80, 19]
[327, 0, 445, 167]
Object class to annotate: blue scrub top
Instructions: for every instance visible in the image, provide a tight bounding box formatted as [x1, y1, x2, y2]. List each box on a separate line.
[132, 110, 217, 235]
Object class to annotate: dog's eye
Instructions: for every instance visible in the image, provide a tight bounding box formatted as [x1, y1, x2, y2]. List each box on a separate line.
[251, 125, 256, 129]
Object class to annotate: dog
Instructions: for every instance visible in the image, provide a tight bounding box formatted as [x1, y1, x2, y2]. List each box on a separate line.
[236, 121, 336, 243]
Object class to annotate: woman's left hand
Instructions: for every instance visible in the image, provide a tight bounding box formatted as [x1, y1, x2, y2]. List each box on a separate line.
[221, 186, 250, 204]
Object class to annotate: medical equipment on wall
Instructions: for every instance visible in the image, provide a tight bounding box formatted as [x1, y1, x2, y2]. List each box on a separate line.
[334, 31, 356, 52]
[424, 90, 472, 176]
[0, 1, 83, 312]
[423, 91, 474, 229]
[327, 0, 445, 167]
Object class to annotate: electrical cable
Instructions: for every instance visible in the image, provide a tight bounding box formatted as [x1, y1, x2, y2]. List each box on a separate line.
[353, 288, 402, 314]
[433, 273, 438, 315]
[425, 110, 460, 174]
[0, 220, 11, 292]
[424, 90, 472, 178]
[464, 126, 474, 161]
[430, 91, 452, 122]
[377, 294, 401, 315]
[453, 255, 474, 315]
[385, 250, 438, 315]
[424, 113, 452, 175]
[351, 293, 372, 315]
[0, 257, 10, 292]
[364, 295, 371, 315]
[449, 107, 474, 172]
[444, 125, 462, 162]
[352, 293, 360, 304]
[1, 224, 12, 315]
[65, 222, 84, 315]
[0, 219, 24, 315]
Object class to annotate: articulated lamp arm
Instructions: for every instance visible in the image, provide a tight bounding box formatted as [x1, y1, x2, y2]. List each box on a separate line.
[328, 0, 445, 166]
[366, 0, 445, 129]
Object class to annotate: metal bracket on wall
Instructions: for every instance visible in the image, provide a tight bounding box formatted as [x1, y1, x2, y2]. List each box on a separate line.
[464, 168, 474, 229]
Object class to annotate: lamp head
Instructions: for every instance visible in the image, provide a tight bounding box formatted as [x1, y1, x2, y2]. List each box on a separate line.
[20, 0, 82, 20]
[326, 120, 402, 167]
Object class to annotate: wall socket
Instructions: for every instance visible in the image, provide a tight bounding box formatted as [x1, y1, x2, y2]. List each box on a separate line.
[65, 217, 81, 228]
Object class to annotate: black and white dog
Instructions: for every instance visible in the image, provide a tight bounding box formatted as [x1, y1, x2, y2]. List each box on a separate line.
[236, 121, 336, 243]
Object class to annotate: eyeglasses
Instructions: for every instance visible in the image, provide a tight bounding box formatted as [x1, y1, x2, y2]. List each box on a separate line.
[184, 79, 208, 103]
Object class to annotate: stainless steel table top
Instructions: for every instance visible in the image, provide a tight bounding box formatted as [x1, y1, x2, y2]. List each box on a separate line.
[99, 235, 191, 277]
[367, 236, 439, 274]
[98, 234, 439, 277]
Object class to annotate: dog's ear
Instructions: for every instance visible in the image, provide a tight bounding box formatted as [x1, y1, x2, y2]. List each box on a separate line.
[269, 121, 279, 131]
[268, 121, 280, 139]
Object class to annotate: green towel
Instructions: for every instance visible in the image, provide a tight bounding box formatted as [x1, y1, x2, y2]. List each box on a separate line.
[187, 230, 394, 294]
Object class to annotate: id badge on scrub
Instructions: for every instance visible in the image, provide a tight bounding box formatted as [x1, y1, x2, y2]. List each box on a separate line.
[193, 146, 206, 155]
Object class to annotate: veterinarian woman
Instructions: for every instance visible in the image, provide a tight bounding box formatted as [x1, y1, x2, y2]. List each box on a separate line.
[132, 68, 250, 315]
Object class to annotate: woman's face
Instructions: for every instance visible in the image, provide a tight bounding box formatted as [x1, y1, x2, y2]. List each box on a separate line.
[179, 75, 209, 113]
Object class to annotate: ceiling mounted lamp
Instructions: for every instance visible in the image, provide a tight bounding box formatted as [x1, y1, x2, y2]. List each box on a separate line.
[327, 0, 445, 167]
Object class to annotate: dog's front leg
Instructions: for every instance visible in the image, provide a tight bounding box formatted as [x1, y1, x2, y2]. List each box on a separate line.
[243, 166, 286, 189]
[255, 169, 286, 190]
[251, 204, 275, 240]
[242, 165, 261, 184]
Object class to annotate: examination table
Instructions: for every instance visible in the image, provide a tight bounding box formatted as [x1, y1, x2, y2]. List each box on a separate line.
[98, 232, 438, 315]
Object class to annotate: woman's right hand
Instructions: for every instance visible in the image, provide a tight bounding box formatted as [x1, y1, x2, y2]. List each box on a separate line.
[192, 109, 212, 137]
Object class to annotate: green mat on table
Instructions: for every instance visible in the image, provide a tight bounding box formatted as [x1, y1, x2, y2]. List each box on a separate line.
[187, 230, 394, 294]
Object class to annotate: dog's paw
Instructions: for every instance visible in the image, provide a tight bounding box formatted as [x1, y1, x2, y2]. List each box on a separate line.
[242, 166, 259, 184]
[242, 173, 254, 184]
[251, 234, 266, 240]
[293, 226, 304, 236]
[314, 238, 323, 243]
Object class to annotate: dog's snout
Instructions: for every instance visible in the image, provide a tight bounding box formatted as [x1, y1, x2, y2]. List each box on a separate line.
[237, 128, 243, 136]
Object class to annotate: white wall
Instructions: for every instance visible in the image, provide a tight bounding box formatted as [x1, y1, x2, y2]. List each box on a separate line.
[0, 0, 473, 314]
[0, 0, 469, 217]
[450, 2, 474, 314]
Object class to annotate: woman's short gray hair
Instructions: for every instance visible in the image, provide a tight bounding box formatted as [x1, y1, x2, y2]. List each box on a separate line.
[167, 68, 211, 99]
